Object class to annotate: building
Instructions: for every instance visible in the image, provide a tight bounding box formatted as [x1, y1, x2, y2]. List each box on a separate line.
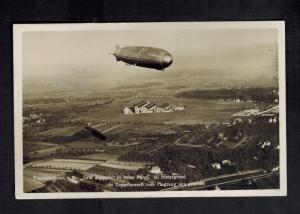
[150, 166, 163, 174]
[124, 100, 184, 115]
[222, 160, 231, 165]
[134, 100, 149, 114]
[174, 105, 185, 111]
[186, 164, 196, 169]
[123, 106, 135, 115]
[272, 166, 279, 172]
[211, 163, 221, 170]
[257, 140, 272, 149]
[232, 109, 260, 117]
[140, 103, 157, 113]
[256, 105, 279, 122]
[154, 103, 172, 113]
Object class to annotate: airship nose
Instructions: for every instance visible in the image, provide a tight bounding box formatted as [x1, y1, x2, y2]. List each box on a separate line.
[162, 54, 173, 67]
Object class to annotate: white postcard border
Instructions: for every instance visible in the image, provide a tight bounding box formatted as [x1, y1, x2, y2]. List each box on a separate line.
[13, 21, 286, 199]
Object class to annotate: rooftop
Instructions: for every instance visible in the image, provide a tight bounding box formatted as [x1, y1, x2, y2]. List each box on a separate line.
[145, 103, 157, 109]
[134, 100, 148, 108]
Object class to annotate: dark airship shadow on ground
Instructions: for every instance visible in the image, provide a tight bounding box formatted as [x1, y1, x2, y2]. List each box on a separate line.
[57, 127, 107, 143]
[84, 126, 107, 141]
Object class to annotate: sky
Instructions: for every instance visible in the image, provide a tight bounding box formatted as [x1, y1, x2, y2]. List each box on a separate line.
[22, 28, 278, 85]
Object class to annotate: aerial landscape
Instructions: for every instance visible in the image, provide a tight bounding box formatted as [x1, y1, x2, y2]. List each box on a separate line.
[21, 27, 281, 193]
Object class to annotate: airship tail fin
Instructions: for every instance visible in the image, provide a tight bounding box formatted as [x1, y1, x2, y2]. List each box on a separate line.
[114, 45, 121, 54]
[109, 45, 121, 57]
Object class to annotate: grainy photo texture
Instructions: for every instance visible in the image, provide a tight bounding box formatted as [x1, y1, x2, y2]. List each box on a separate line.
[14, 22, 286, 199]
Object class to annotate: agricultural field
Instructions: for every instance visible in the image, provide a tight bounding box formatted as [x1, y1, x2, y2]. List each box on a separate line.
[24, 142, 65, 159]
[39, 126, 83, 137]
[23, 142, 56, 153]
[88, 163, 141, 175]
[29, 158, 103, 171]
[77, 153, 119, 161]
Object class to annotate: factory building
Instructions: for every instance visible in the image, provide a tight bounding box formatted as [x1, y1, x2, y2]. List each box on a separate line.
[123, 100, 184, 115]
[153, 103, 172, 113]
[140, 103, 157, 113]
[123, 107, 135, 115]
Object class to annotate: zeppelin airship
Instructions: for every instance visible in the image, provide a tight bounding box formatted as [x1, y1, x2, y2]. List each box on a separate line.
[111, 45, 173, 70]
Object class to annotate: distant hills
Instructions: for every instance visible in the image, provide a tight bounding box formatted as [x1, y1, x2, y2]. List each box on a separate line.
[176, 87, 278, 103]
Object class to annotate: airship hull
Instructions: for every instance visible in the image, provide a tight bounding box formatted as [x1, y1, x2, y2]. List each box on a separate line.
[112, 46, 173, 70]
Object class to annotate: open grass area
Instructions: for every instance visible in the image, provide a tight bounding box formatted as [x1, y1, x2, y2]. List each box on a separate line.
[88, 164, 139, 175]
[78, 97, 254, 125]
[65, 141, 105, 149]
[23, 142, 53, 153]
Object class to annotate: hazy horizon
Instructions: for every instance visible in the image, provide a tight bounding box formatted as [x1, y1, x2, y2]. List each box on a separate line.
[22, 28, 278, 94]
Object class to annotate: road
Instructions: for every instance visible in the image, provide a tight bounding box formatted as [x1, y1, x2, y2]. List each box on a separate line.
[161, 169, 276, 191]
[92, 123, 106, 128]
[187, 172, 275, 190]
[102, 123, 124, 133]
[148, 137, 182, 155]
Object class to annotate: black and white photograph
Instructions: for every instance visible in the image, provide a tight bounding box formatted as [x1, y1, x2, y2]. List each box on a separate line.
[13, 22, 286, 199]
